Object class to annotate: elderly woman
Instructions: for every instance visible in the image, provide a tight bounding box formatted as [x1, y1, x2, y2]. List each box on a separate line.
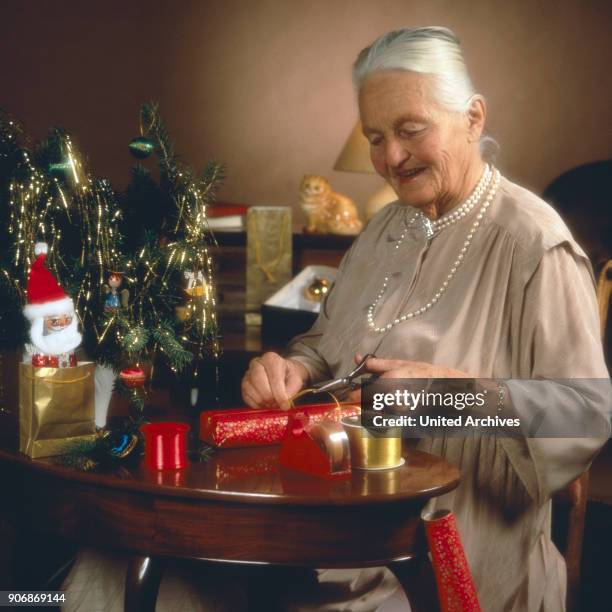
[241, 27, 610, 612]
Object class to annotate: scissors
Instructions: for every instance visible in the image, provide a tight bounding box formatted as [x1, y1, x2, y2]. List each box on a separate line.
[304, 353, 377, 397]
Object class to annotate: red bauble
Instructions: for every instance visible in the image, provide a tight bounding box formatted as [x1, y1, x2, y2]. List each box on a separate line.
[119, 366, 146, 388]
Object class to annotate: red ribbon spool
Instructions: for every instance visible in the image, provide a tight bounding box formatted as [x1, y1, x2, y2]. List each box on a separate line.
[141, 422, 190, 470]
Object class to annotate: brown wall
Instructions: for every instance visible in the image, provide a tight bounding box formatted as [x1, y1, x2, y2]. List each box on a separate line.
[1, 0, 610, 221]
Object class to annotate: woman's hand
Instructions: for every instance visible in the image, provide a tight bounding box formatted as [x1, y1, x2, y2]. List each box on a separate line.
[361, 355, 473, 379]
[347, 354, 473, 402]
[241, 352, 310, 410]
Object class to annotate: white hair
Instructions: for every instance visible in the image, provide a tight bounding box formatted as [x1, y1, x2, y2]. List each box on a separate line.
[353, 27, 498, 160]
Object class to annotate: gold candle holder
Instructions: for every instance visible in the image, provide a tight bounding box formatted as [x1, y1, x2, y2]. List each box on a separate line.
[341, 416, 403, 470]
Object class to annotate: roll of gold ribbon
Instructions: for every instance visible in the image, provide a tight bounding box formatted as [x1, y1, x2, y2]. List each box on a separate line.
[342, 416, 403, 470]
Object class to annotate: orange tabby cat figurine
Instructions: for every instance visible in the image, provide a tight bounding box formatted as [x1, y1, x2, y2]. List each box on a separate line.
[299, 175, 363, 235]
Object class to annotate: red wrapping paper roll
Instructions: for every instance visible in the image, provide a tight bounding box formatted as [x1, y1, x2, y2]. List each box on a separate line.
[200, 403, 360, 448]
[141, 422, 189, 470]
[424, 509, 481, 612]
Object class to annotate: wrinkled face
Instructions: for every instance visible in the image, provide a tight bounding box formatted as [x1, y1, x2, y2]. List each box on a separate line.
[359, 70, 475, 211]
[43, 313, 73, 334]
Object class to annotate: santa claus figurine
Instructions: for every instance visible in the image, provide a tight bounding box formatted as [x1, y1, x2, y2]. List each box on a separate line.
[23, 243, 82, 368]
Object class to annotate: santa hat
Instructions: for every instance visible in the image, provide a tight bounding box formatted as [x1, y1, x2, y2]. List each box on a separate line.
[23, 242, 75, 321]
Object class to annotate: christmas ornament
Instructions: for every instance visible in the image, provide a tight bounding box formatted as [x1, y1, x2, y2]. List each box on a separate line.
[48, 160, 72, 178]
[104, 271, 129, 310]
[119, 366, 146, 388]
[128, 136, 154, 159]
[56, 426, 142, 471]
[305, 277, 331, 302]
[103, 429, 140, 459]
[118, 366, 147, 423]
[23, 242, 81, 367]
[183, 270, 208, 298]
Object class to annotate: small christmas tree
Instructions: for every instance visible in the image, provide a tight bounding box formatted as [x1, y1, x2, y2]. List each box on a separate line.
[0, 103, 223, 422]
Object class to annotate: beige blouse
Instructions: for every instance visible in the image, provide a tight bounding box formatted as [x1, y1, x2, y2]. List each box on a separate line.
[287, 176, 611, 611]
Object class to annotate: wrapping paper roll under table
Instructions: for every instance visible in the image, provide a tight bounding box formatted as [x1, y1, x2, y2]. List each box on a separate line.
[424, 509, 482, 612]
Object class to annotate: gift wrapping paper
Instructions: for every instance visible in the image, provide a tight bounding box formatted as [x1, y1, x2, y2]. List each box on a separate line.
[424, 509, 481, 612]
[200, 403, 360, 448]
[19, 362, 96, 458]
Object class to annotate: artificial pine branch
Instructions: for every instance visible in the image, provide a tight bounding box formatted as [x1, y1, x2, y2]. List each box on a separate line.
[200, 160, 226, 202]
[151, 321, 193, 372]
[55, 439, 101, 471]
[140, 101, 177, 183]
[122, 325, 150, 356]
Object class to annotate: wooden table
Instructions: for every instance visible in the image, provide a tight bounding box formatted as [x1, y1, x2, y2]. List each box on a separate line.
[0, 415, 459, 611]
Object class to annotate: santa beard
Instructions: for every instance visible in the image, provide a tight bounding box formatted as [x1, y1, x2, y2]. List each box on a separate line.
[29, 315, 82, 355]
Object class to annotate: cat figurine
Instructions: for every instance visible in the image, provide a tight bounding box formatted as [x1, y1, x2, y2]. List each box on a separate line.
[299, 175, 363, 235]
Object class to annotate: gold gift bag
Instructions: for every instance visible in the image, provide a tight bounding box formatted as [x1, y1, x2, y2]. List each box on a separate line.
[246, 206, 292, 314]
[19, 362, 96, 458]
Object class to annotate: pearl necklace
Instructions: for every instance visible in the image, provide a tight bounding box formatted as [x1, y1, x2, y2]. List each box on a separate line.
[393, 164, 492, 247]
[367, 167, 501, 334]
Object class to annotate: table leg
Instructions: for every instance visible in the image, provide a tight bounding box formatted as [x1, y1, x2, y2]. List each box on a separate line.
[124, 556, 165, 612]
[388, 556, 440, 612]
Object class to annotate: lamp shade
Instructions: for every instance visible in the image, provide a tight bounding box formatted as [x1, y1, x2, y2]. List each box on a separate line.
[334, 121, 375, 173]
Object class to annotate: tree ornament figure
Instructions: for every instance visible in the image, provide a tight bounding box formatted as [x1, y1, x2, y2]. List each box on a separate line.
[128, 136, 154, 159]
[104, 271, 129, 311]
[23, 242, 81, 368]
